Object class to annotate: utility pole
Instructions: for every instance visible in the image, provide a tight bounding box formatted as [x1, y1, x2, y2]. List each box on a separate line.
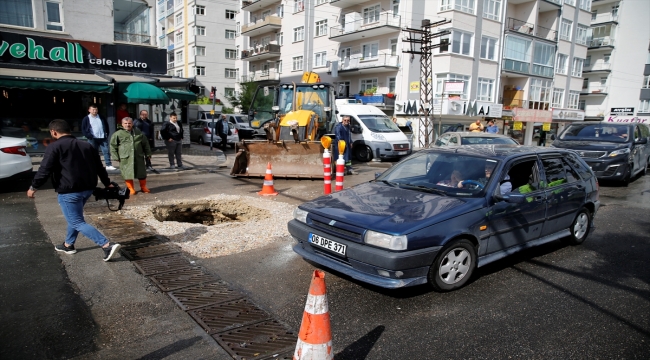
[402, 19, 450, 148]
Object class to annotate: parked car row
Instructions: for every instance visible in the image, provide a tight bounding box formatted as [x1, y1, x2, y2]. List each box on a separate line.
[189, 120, 239, 148]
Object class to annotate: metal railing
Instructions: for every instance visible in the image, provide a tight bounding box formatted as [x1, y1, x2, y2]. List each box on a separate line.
[241, 69, 281, 83]
[592, 13, 618, 24]
[531, 64, 554, 78]
[336, 54, 400, 71]
[506, 17, 557, 42]
[241, 15, 282, 34]
[241, 44, 281, 59]
[114, 32, 151, 45]
[503, 59, 530, 74]
[330, 12, 401, 38]
[588, 38, 614, 47]
[584, 62, 611, 71]
[167, 62, 175, 69]
[582, 85, 608, 93]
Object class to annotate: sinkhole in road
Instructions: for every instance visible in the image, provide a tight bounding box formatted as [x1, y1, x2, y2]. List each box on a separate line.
[151, 200, 269, 226]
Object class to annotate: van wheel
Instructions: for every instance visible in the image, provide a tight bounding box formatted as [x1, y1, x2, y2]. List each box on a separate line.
[354, 145, 373, 162]
[428, 239, 476, 292]
[564, 208, 591, 245]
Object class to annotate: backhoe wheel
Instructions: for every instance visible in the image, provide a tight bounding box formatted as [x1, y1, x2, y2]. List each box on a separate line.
[354, 145, 373, 162]
[429, 239, 476, 292]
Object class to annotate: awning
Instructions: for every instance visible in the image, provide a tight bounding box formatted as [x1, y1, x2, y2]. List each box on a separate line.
[162, 87, 197, 101]
[104, 73, 156, 83]
[0, 68, 113, 93]
[122, 82, 169, 104]
[146, 76, 191, 87]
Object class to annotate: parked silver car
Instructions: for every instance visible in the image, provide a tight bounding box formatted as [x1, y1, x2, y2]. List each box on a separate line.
[189, 120, 239, 148]
[226, 114, 254, 139]
[432, 132, 519, 147]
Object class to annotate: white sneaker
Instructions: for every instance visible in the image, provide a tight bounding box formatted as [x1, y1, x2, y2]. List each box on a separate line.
[105, 165, 117, 171]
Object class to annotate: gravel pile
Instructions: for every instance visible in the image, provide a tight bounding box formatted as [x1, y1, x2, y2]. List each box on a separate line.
[119, 194, 297, 258]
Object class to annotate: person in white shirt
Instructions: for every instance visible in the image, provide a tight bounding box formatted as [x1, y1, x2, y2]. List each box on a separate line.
[81, 104, 116, 171]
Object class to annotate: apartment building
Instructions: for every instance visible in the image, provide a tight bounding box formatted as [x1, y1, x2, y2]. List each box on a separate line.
[234, 0, 604, 147]
[580, 0, 650, 123]
[158, 0, 239, 100]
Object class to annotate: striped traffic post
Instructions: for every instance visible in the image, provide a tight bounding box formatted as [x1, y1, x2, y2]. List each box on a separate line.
[335, 140, 346, 192]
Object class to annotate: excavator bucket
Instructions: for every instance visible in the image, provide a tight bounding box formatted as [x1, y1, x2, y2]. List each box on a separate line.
[231, 140, 328, 179]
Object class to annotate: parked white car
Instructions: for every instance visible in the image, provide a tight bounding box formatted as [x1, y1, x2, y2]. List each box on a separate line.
[0, 136, 32, 180]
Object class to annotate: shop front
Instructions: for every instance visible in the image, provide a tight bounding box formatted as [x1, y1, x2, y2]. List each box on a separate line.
[0, 31, 195, 153]
[508, 108, 553, 145]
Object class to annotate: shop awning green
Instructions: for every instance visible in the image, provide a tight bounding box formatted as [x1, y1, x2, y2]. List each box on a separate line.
[162, 87, 197, 101]
[122, 82, 170, 104]
[0, 68, 113, 93]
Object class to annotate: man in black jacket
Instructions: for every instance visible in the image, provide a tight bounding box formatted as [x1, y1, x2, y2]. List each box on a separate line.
[133, 109, 156, 171]
[27, 119, 121, 262]
[160, 112, 184, 170]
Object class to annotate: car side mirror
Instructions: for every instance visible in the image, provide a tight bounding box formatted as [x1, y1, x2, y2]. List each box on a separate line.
[634, 137, 648, 145]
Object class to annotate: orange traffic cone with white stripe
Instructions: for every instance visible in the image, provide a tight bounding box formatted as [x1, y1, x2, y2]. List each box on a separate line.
[293, 270, 333, 360]
[258, 162, 278, 196]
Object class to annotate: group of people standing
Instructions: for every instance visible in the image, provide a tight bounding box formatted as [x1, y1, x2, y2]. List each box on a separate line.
[469, 118, 499, 133]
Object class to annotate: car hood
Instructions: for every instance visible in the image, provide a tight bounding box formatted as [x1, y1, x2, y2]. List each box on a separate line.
[300, 182, 474, 234]
[552, 140, 629, 151]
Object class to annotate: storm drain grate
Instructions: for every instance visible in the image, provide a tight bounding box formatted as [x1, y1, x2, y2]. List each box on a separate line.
[121, 243, 180, 261]
[189, 298, 271, 334]
[117, 235, 166, 246]
[168, 281, 243, 311]
[148, 267, 218, 292]
[104, 229, 157, 243]
[92, 217, 142, 230]
[212, 320, 297, 360]
[133, 254, 193, 276]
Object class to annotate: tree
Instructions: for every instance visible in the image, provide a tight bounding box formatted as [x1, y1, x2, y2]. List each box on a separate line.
[190, 95, 222, 105]
[225, 82, 258, 113]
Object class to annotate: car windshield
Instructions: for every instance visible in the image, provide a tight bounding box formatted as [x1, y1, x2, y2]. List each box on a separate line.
[234, 116, 247, 123]
[461, 136, 518, 145]
[377, 151, 498, 197]
[358, 115, 400, 133]
[560, 124, 631, 143]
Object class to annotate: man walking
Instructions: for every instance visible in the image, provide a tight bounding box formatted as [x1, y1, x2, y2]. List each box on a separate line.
[133, 110, 156, 171]
[160, 112, 184, 170]
[27, 119, 121, 261]
[334, 115, 357, 175]
[82, 104, 116, 170]
[216, 114, 229, 151]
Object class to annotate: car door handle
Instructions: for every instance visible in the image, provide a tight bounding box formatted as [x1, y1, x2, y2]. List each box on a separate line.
[576, 184, 584, 190]
[535, 195, 545, 201]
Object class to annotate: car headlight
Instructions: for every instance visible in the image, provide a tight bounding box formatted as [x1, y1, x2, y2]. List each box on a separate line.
[364, 230, 407, 250]
[609, 148, 630, 157]
[293, 208, 308, 223]
[370, 132, 386, 141]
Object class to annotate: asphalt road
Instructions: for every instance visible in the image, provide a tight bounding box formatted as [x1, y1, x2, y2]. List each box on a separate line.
[1, 152, 649, 359]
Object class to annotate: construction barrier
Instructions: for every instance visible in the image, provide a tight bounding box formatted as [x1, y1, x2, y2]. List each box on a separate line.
[258, 162, 278, 196]
[293, 270, 333, 360]
[323, 148, 332, 195]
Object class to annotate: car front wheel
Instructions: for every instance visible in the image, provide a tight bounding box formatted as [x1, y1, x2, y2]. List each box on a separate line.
[429, 239, 477, 292]
[564, 208, 591, 245]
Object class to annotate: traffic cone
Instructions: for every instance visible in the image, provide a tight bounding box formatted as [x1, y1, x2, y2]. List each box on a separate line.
[293, 270, 333, 360]
[258, 162, 278, 196]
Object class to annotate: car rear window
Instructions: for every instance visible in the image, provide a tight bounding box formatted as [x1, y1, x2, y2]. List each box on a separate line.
[560, 124, 630, 143]
[461, 137, 518, 145]
[564, 152, 593, 180]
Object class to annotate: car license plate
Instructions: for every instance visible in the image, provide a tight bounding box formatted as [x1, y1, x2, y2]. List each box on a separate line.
[309, 233, 346, 256]
[397, 151, 407, 155]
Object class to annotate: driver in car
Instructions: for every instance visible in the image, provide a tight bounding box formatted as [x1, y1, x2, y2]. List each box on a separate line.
[437, 170, 465, 188]
[481, 161, 512, 194]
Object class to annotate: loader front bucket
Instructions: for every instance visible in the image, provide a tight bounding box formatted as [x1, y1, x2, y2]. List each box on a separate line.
[231, 140, 328, 179]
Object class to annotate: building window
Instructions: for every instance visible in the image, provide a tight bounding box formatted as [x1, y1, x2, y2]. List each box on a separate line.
[195, 46, 205, 56]
[603, 53, 611, 63]
[532, 42, 555, 78]
[390, 39, 398, 56]
[578, 100, 585, 111]
[556, 53, 568, 74]
[196, 5, 205, 15]
[276, 32, 283, 45]
[565, 0, 576, 6]
[643, 75, 650, 89]
[576, 25, 588, 45]
[579, 0, 591, 11]
[175, 69, 183, 77]
[196, 86, 205, 96]
[293, 26, 304, 42]
[552, 88, 564, 108]
[277, 4, 284, 18]
[363, 5, 380, 24]
[572, 57, 584, 77]
[440, 0, 475, 14]
[195, 66, 205, 76]
[175, 50, 183, 63]
[225, 30, 236, 39]
[314, 51, 327, 67]
[45, 1, 63, 31]
[568, 91, 580, 109]
[529, 78, 552, 110]
[225, 88, 235, 97]
[392, 0, 400, 16]
[591, 11, 597, 21]
[196, 26, 206, 36]
[560, 19, 572, 41]
[435, 73, 470, 99]
[0, 0, 34, 27]
[276, 60, 282, 74]
[600, 77, 608, 86]
[175, 12, 183, 26]
[480, 36, 496, 60]
[361, 78, 379, 92]
[483, 0, 501, 21]
[225, 49, 237, 59]
[388, 77, 396, 93]
[477, 78, 494, 101]
[236, 22, 240, 36]
[315, 20, 327, 37]
[316, 0, 327, 5]
[504, 36, 531, 73]
[582, 78, 588, 89]
[451, 30, 473, 56]
[294, 0, 304, 13]
[175, 31, 183, 44]
[611, 5, 619, 18]
[292, 56, 304, 71]
[225, 68, 238, 79]
[362, 43, 379, 59]
[640, 100, 650, 113]
[584, 55, 591, 67]
[226, 10, 236, 19]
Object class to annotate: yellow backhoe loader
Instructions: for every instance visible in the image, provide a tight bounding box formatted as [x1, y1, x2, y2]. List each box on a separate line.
[231, 72, 337, 179]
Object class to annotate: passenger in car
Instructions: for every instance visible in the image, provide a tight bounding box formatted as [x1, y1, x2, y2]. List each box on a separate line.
[437, 170, 465, 188]
[480, 161, 512, 194]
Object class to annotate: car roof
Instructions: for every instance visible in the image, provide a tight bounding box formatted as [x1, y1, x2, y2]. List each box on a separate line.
[421, 144, 572, 160]
[445, 132, 512, 138]
[576, 121, 637, 127]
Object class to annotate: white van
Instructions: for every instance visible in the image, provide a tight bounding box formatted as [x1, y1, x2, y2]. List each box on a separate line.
[335, 103, 411, 162]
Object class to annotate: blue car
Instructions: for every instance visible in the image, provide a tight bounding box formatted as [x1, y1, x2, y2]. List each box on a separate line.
[288, 146, 600, 292]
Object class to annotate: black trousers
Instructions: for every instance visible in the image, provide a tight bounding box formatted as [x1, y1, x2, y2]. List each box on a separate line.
[219, 135, 228, 151]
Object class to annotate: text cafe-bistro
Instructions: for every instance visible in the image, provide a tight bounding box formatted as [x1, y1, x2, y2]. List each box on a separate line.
[0, 31, 197, 153]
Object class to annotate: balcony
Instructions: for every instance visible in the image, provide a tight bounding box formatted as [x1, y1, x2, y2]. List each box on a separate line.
[502, 59, 530, 75]
[580, 85, 608, 95]
[334, 54, 400, 74]
[505, 18, 557, 42]
[330, 0, 373, 8]
[583, 62, 612, 73]
[591, 13, 618, 25]
[167, 62, 175, 70]
[114, 31, 151, 45]
[241, 15, 282, 37]
[330, 13, 401, 43]
[588, 38, 615, 49]
[240, 69, 281, 83]
[353, 94, 396, 108]
[241, 44, 281, 61]
[242, 0, 279, 11]
[167, 42, 174, 51]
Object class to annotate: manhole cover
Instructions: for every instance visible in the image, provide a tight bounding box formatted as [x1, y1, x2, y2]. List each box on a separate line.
[168, 281, 243, 311]
[120, 243, 180, 261]
[133, 254, 193, 275]
[212, 320, 297, 360]
[189, 298, 271, 334]
[151, 200, 268, 226]
[148, 267, 218, 292]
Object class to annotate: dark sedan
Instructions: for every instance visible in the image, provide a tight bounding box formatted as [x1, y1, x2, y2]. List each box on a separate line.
[288, 146, 600, 291]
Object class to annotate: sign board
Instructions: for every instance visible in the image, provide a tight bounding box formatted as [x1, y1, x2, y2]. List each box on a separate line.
[610, 107, 634, 116]
[395, 99, 421, 115]
[443, 100, 503, 118]
[603, 116, 650, 124]
[409, 81, 420, 93]
[552, 108, 585, 121]
[210, 110, 215, 115]
[513, 108, 552, 123]
[444, 81, 465, 95]
[513, 121, 523, 130]
[542, 123, 551, 131]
